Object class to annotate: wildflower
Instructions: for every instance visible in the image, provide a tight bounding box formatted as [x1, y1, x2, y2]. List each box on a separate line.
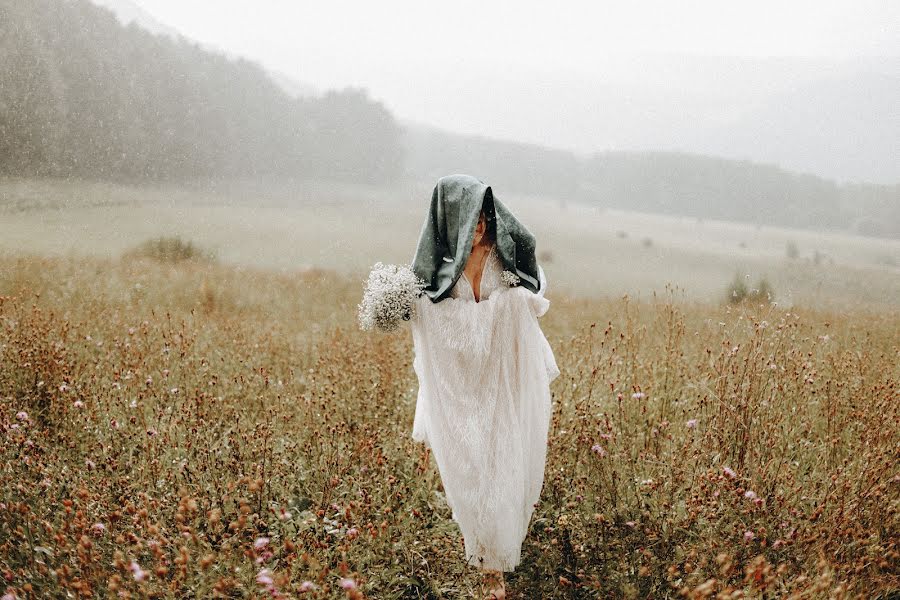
[254, 537, 270, 550]
[256, 568, 274, 586]
[92, 523, 106, 534]
[277, 507, 292, 521]
[59, 383, 69, 392]
[723, 466, 736, 479]
[169, 387, 179, 395]
[686, 418, 698, 429]
[640, 478, 653, 486]
[73, 400, 84, 408]
[346, 527, 360, 540]
[500, 270, 521, 286]
[85, 459, 96, 470]
[631, 392, 645, 399]
[299, 581, 318, 592]
[129, 560, 147, 582]
[15, 411, 28, 421]
[2, 592, 17, 600]
[743, 530, 755, 542]
[590, 444, 607, 457]
[358, 262, 426, 332]
[625, 521, 636, 527]
[339, 578, 357, 590]
[599, 432, 613, 440]
[744, 490, 757, 500]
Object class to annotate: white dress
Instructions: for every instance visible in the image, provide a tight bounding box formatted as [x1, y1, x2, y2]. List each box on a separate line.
[410, 243, 561, 572]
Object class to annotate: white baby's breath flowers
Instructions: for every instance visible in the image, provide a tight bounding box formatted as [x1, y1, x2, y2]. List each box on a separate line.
[358, 262, 426, 332]
[500, 270, 521, 286]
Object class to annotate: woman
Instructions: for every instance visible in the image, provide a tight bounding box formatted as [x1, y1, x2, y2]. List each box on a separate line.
[409, 174, 560, 598]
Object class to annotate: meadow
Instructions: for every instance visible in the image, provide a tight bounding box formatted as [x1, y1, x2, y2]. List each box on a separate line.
[0, 178, 898, 598]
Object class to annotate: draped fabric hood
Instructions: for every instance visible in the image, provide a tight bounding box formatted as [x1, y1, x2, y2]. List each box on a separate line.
[411, 174, 542, 303]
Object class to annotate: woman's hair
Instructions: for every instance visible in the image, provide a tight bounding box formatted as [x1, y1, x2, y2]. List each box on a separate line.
[480, 192, 497, 245]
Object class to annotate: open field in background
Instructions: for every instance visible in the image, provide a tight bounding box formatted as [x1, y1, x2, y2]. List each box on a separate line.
[1, 177, 898, 311]
[0, 252, 897, 598]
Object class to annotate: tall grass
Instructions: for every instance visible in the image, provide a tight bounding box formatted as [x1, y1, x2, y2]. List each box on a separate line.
[0, 255, 897, 598]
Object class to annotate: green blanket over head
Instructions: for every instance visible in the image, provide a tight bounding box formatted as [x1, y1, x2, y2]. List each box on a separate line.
[411, 174, 542, 303]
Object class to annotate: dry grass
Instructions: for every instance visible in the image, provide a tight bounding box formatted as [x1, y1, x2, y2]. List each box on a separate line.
[0, 252, 897, 599]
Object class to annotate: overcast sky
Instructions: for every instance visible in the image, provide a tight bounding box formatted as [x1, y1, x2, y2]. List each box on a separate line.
[137, 1, 898, 85]
[128, 1, 900, 182]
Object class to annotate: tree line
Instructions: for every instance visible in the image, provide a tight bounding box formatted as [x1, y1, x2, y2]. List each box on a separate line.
[0, 0, 403, 184]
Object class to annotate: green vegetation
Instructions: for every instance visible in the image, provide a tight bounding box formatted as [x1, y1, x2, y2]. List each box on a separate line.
[727, 274, 775, 305]
[124, 236, 215, 264]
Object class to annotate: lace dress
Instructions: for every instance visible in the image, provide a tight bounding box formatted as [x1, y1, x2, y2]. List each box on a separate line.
[410, 243, 560, 572]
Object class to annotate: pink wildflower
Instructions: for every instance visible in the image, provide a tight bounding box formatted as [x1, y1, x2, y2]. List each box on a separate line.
[632, 392, 645, 399]
[129, 560, 147, 582]
[743, 530, 755, 542]
[73, 400, 84, 409]
[15, 411, 28, 421]
[686, 418, 698, 429]
[590, 444, 607, 457]
[256, 568, 274, 586]
[299, 581, 317, 592]
[254, 537, 270, 550]
[723, 466, 736, 479]
[744, 490, 757, 500]
[339, 578, 357, 590]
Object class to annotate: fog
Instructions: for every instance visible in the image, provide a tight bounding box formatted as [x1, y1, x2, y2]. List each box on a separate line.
[1, 0, 898, 308]
[127, 0, 899, 183]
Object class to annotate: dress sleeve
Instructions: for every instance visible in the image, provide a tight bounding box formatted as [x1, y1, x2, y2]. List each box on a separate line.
[522, 265, 551, 318]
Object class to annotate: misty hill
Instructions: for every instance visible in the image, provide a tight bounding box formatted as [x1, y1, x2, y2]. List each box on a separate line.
[1, 0, 895, 239]
[579, 151, 899, 238]
[89, 0, 179, 38]
[405, 123, 899, 239]
[402, 122, 580, 200]
[88, 0, 319, 99]
[390, 55, 899, 185]
[0, 0, 401, 183]
[687, 64, 900, 185]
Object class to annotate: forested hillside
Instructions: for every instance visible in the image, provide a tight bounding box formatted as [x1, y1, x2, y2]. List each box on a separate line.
[579, 152, 900, 237]
[0, 0, 403, 183]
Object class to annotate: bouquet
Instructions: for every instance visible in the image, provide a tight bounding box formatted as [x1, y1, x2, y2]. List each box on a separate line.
[358, 262, 426, 332]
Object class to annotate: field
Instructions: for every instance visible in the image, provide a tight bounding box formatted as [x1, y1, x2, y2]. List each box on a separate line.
[1, 176, 898, 309]
[0, 178, 898, 598]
